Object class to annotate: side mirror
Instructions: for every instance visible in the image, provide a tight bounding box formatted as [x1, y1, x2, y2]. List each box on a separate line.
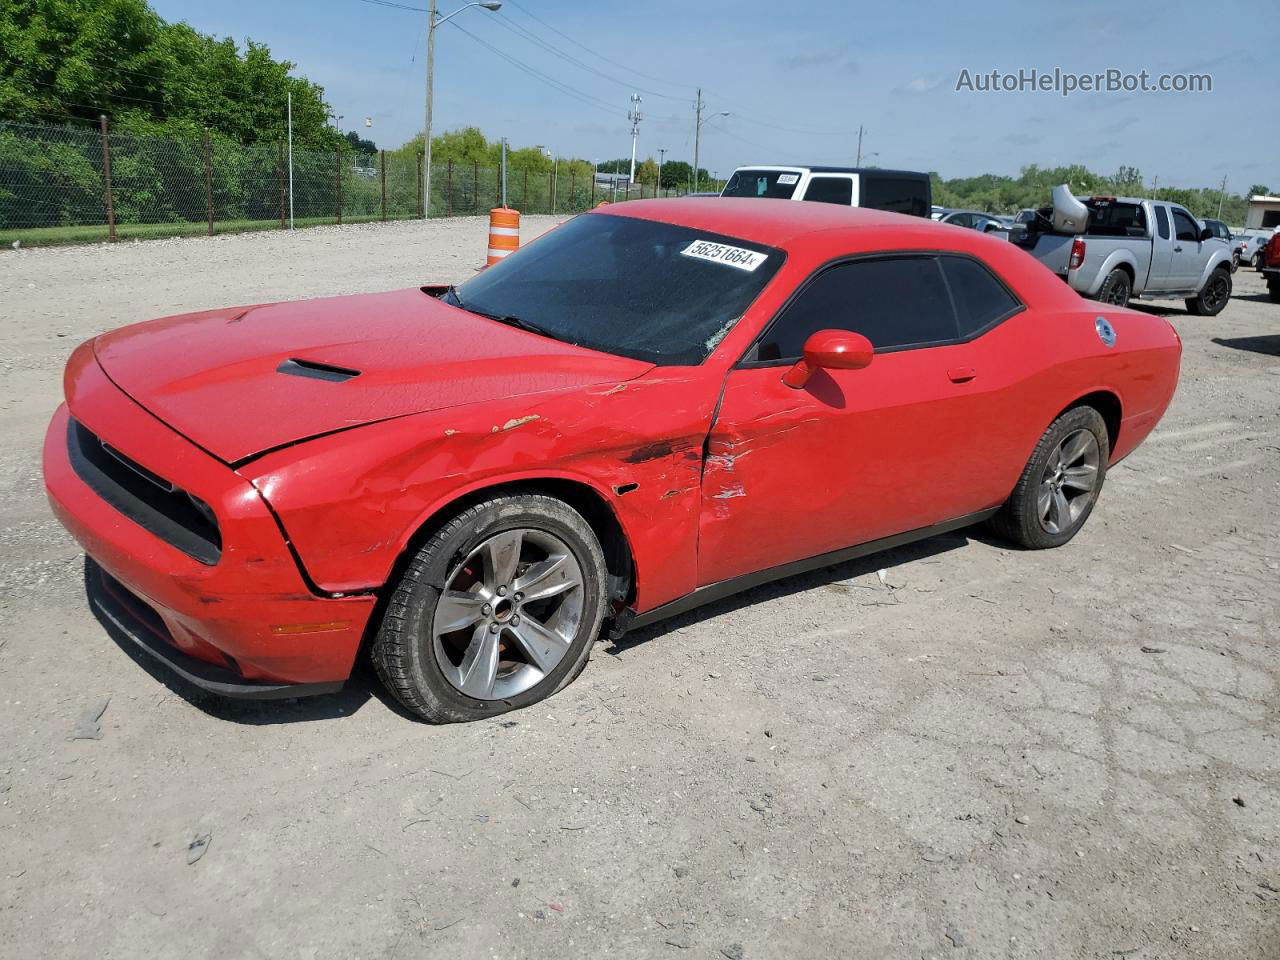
[1199, 226, 1214, 242]
[781, 329, 874, 389]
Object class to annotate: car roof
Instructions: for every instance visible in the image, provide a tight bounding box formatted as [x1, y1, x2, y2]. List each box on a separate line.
[592, 197, 943, 246]
[589, 197, 1087, 312]
[733, 164, 928, 178]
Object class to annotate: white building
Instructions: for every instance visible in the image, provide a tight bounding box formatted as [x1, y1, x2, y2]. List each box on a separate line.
[1245, 195, 1280, 231]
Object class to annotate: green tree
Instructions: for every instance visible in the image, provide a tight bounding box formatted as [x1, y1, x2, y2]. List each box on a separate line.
[636, 156, 658, 186]
[1247, 184, 1270, 198]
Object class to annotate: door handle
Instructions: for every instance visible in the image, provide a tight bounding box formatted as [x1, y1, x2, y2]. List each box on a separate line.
[1174, 245, 1183, 252]
[947, 366, 977, 383]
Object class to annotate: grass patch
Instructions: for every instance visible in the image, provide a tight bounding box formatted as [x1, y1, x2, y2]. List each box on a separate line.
[1, 213, 427, 249]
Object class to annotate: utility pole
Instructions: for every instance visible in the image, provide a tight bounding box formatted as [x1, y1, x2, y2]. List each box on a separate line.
[628, 93, 643, 185]
[692, 88, 703, 193]
[1216, 175, 1228, 219]
[657, 147, 666, 197]
[855, 125, 864, 167]
[423, 0, 436, 220]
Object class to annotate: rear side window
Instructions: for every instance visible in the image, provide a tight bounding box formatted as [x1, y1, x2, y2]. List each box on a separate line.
[941, 256, 1021, 336]
[1171, 209, 1199, 242]
[859, 176, 930, 217]
[802, 176, 853, 205]
[755, 256, 956, 361]
[1085, 201, 1147, 237]
[1154, 205, 1170, 239]
[721, 170, 800, 200]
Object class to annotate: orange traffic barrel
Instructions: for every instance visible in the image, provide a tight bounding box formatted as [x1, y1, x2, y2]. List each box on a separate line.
[487, 207, 520, 265]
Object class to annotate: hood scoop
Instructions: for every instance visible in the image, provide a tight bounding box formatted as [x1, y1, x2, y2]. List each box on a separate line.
[277, 357, 362, 383]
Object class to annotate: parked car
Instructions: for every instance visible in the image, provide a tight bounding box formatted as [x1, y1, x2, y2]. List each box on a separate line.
[1236, 233, 1271, 270]
[45, 199, 1181, 722]
[937, 209, 1007, 233]
[1011, 186, 1235, 314]
[721, 165, 931, 217]
[1261, 232, 1280, 301]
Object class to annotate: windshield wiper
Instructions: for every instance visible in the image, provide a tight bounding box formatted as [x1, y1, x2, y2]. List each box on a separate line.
[472, 309, 560, 342]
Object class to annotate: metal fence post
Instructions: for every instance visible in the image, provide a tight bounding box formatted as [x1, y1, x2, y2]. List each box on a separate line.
[447, 160, 453, 217]
[472, 161, 479, 214]
[277, 142, 286, 228]
[591, 174, 596, 207]
[570, 172, 576, 209]
[380, 150, 387, 221]
[98, 115, 116, 242]
[202, 128, 214, 235]
[416, 153, 423, 217]
[335, 143, 343, 225]
[522, 169, 528, 211]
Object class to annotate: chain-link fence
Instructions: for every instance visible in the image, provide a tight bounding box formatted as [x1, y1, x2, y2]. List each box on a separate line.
[0, 120, 686, 246]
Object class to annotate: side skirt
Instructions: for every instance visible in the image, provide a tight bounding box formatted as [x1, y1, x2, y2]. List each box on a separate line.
[623, 508, 999, 633]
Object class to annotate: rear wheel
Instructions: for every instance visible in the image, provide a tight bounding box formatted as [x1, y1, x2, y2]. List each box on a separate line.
[371, 493, 608, 723]
[1185, 267, 1231, 316]
[991, 406, 1109, 549]
[1269, 278, 1280, 303]
[1252, 252, 1264, 270]
[1097, 268, 1131, 306]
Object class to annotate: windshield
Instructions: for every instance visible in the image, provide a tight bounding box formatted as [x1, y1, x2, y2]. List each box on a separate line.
[450, 213, 784, 366]
[721, 169, 800, 200]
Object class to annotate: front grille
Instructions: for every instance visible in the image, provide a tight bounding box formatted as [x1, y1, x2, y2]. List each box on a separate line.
[67, 419, 222, 565]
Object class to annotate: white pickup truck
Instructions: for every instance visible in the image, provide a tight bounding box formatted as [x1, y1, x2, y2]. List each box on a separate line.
[1012, 186, 1235, 315]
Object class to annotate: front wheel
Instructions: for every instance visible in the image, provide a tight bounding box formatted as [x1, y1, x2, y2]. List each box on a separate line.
[990, 406, 1109, 550]
[1185, 268, 1231, 316]
[371, 493, 608, 723]
[1097, 268, 1131, 306]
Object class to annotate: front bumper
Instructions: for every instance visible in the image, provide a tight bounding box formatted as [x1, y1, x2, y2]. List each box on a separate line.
[43, 350, 377, 696]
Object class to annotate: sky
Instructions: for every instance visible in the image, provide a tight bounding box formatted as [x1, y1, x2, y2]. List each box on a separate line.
[150, 0, 1275, 192]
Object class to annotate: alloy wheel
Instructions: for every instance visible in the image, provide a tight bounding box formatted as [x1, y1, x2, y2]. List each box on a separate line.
[1037, 428, 1100, 534]
[431, 528, 585, 700]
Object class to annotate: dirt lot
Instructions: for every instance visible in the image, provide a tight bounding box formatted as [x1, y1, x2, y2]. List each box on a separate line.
[1, 218, 1277, 960]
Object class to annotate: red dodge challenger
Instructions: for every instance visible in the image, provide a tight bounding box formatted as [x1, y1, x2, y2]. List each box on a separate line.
[44, 199, 1181, 722]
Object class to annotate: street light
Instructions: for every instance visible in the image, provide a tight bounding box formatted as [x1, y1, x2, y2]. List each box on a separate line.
[693, 110, 728, 193]
[424, 1, 502, 219]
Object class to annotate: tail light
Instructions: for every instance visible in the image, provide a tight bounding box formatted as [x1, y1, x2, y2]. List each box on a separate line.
[1069, 237, 1087, 270]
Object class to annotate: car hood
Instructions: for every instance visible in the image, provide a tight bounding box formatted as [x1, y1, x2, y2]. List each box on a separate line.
[93, 288, 653, 464]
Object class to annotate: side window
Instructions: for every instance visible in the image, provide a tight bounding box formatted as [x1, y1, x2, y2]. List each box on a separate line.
[861, 176, 930, 217]
[940, 256, 1021, 337]
[756, 257, 957, 362]
[802, 177, 853, 205]
[1154, 205, 1170, 239]
[1172, 209, 1199, 242]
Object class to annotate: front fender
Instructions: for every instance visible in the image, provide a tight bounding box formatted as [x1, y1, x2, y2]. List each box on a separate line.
[242, 372, 721, 613]
[1191, 250, 1233, 292]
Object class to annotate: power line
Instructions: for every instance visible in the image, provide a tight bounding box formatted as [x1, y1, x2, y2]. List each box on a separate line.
[503, 0, 689, 92]
[446, 21, 625, 119]
[490, 13, 691, 103]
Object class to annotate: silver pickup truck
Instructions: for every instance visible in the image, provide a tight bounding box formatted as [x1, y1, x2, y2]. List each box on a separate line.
[1012, 186, 1235, 315]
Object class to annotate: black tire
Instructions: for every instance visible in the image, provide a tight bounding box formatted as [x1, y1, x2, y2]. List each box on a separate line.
[990, 406, 1110, 550]
[1185, 267, 1232, 316]
[1269, 279, 1280, 304]
[1254, 253, 1265, 271]
[371, 493, 608, 723]
[1097, 268, 1131, 306]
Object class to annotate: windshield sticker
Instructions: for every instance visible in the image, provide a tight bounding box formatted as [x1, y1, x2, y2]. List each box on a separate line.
[776, 173, 800, 185]
[681, 239, 769, 272]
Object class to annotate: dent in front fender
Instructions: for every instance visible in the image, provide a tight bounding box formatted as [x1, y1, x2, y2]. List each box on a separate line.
[242, 373, 721, 612]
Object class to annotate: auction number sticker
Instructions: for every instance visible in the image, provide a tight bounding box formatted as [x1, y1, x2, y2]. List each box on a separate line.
[776, 173, 800, 185]
[681, 239, 769, 272]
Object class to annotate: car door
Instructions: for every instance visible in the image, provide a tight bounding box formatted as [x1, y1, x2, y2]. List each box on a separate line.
[1169, 206, 1206, 289]
[696, 253, 1018, 587]
[1148, 204, 1174, 291]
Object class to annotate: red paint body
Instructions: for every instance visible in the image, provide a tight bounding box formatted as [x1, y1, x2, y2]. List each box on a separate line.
[43, 199, 1181, 691]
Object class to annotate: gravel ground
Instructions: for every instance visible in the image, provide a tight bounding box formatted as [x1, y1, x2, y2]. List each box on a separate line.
[1, 217, 1277, 960]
